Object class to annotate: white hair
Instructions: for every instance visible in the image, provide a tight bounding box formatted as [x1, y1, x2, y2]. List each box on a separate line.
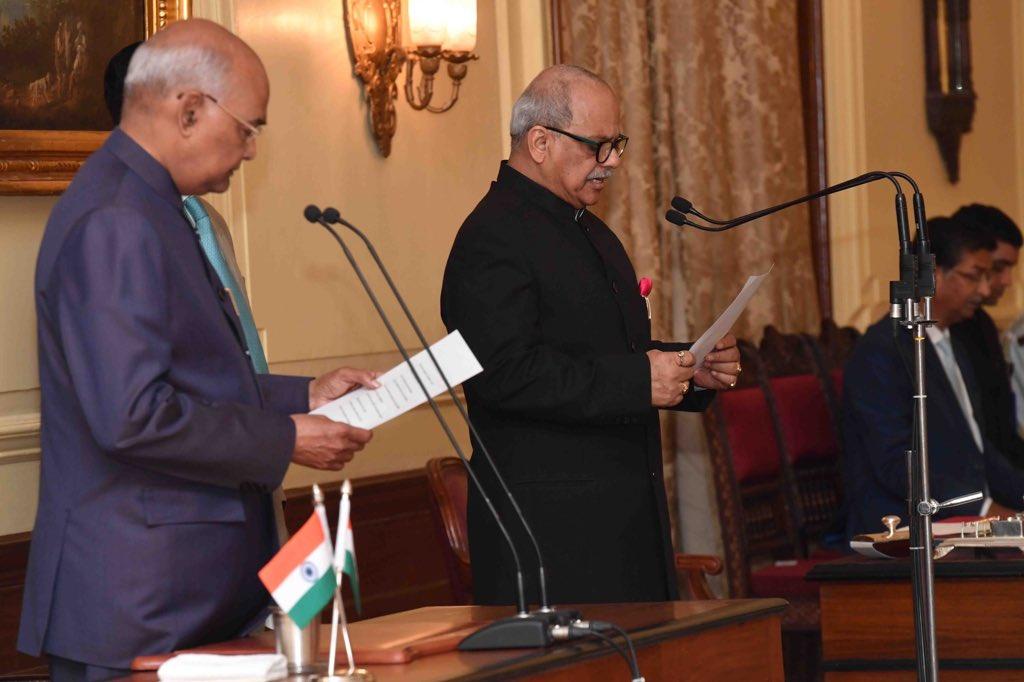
[124, 41, 230, 101]
[509, 64, 607, 150]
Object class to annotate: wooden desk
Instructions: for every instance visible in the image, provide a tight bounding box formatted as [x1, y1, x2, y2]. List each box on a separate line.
[126, 600, 785, 681]
[809, 552, 1024, 681]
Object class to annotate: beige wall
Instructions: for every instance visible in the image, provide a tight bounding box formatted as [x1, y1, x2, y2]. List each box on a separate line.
[825, 0, 1024, 330]
[0, 0, 550, 536]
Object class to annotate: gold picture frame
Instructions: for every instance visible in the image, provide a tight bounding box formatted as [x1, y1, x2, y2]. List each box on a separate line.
[0, 0, 191, 195]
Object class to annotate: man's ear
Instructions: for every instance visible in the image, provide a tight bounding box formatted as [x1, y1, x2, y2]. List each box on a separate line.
[526, 125, 551, 164]
[177, 91, 204, 136]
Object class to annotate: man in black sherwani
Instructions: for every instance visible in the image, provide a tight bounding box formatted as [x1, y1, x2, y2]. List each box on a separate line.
[441, 65, 741, 605]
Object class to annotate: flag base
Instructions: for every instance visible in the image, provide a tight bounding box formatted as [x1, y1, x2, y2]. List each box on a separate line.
[323, 670, 374, 681]
[457, 609, 582, 650]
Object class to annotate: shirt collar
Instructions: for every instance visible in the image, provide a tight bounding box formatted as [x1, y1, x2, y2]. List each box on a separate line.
[105, 127, 183, 212]
[496, 161, 588, 224]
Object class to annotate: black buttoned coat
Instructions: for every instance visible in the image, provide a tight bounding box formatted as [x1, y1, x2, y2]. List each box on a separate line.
[440, 163, 714, 605]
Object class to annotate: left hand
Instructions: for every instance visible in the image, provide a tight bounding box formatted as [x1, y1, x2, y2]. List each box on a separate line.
[309, 367, 382, 411]
[694, 334, 741, 390]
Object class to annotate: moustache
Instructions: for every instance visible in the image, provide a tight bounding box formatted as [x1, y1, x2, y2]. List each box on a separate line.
[587, 169, 615, 181]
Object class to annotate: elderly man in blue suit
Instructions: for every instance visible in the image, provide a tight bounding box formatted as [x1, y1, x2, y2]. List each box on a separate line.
[19, 19, 377, 681]
[843, 217, 1024, 540]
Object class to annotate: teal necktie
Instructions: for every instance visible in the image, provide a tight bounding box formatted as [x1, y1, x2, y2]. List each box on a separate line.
[182, 196, 270, 374]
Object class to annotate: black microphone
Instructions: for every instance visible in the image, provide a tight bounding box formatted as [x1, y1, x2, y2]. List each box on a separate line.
[303, 205, 578, 650]
[665, 171, 930, 310]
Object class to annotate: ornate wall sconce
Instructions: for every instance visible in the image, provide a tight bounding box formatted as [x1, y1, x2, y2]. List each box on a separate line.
[343, 0, 478, 156]
[923, 0, 975, 183]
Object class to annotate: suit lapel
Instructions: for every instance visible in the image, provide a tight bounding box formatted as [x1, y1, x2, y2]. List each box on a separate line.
[184, 213, 248, 351]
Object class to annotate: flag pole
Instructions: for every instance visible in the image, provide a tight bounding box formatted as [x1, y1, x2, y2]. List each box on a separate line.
[324, 480, 374, 682]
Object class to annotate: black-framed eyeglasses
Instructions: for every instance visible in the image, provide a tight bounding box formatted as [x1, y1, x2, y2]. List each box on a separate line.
[950, 268, 991, 284]
[542, 126, 628, 163]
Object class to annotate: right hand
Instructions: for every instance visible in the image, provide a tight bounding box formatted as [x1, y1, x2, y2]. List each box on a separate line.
[648, 349, 697, 408]
[290, 414, 373, 470]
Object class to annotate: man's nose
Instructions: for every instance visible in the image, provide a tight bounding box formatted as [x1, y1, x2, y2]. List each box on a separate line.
[243, 137, 257, 161]
[978, 275, 992, 298]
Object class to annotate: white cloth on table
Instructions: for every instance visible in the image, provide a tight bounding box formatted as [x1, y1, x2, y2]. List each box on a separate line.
[157, 653, 288, 681]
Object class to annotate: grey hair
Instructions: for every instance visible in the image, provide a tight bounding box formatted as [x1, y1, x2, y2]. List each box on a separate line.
[509, 64, 607, 150]
[124, 41, 231, 101]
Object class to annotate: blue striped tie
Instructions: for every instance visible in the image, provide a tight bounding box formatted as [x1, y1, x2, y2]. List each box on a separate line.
[182, 196, 270, 374]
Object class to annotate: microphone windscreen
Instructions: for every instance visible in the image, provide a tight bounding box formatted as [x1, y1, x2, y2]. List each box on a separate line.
[303, 205, 322, 223]
[665, 209, 687, 226]
[670, 196, 693, 214]
[322, 207, 341, 224]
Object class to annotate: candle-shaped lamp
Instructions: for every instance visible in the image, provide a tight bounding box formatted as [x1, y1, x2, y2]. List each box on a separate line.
[409, 0, 448, 47]
[442, 0, 477, 53]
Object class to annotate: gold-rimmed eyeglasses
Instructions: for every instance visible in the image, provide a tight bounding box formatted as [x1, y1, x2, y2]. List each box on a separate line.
[178, 92, 262, 141]
[203, 93, 261, 141]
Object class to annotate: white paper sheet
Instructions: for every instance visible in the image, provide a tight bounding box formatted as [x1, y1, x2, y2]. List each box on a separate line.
[311, 330, 482, 429]
[689, 265, 773, 365]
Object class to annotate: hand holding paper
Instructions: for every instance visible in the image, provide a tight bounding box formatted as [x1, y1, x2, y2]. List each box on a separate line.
[690, 266, 772, 390]
[312, 331, 483, 430]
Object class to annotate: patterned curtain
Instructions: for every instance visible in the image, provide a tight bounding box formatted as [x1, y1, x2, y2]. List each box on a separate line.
[553, 0, 821, 582]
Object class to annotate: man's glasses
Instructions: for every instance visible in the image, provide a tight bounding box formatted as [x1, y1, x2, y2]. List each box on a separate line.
[542, 126, 628, 163]
[950, 268, 991, 284]
[204, 93, 261, 141]
[178, 92, 262, 141]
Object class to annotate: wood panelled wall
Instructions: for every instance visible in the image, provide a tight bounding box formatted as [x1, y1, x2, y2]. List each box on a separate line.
[0, 469, 453, 677]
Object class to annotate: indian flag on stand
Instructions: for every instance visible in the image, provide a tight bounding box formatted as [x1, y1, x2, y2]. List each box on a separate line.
[336, 479, 362, 615]
[259, 508, 336, 628]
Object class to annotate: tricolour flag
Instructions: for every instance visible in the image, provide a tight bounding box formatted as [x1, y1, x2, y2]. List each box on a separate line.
[335, 484, 362, 615]
[259, 510, 336, 628]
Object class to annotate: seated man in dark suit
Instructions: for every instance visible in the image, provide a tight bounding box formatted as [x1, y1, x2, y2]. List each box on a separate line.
[951, 205, 1024, 468]
[843, 217, 1024, 539]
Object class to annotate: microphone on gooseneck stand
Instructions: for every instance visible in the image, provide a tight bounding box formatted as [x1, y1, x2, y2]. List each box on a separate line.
[302, 205, 586, 653]
[663, 172, 966, 682]
[664, 170, 920, 316]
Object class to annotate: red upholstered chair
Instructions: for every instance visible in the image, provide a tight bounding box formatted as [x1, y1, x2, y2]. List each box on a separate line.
[759, 327, 845, 556]
[704, 341, 808, 594]
[425, 457, 723, 604]
[705, 339, 828, 680]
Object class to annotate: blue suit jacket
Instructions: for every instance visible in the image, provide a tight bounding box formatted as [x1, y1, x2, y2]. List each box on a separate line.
[19, 129, 311, 668]
[843, 316, 1024, 540]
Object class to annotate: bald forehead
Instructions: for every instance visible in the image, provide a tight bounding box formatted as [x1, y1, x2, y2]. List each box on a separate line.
[152, 18, 266, 86]
[567, 80, 618, 131]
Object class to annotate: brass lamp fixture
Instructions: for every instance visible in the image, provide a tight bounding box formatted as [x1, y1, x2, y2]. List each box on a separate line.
[344, 0, 479, 156]
[923, 0, 975, 183]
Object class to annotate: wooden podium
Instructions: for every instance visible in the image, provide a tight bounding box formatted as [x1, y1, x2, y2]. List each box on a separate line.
[127, 599, 786, 680]
[809, 552, 1024, 681]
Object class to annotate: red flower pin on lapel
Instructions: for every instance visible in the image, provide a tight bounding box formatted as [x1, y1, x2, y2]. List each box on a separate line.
[639, 277, 653, 319]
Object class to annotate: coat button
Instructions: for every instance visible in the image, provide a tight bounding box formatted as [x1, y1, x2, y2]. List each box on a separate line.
[630, 341, 637, 352]
[611, 281, 619, 293]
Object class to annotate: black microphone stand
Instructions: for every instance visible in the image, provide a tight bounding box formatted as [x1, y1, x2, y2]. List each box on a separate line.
[667, 172, 982, 682]
[303, 205, 581, 651]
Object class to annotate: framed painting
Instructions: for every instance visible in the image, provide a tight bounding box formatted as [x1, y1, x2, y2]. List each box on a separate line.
[0, 0, 191, 195]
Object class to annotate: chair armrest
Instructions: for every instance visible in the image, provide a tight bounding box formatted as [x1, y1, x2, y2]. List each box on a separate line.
[674, 553, 723, 600]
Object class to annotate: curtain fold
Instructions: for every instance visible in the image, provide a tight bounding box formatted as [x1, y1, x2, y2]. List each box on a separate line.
[554, 0, 820, 587]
